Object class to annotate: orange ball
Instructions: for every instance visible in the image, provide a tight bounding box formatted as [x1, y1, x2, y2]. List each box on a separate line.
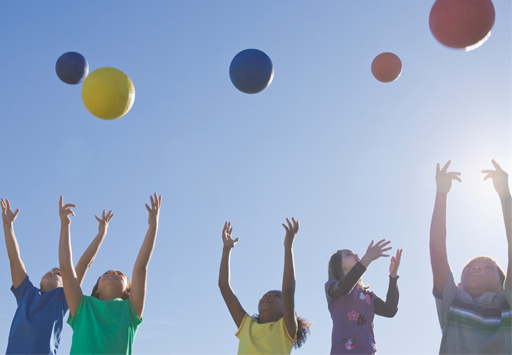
[371, 52, 402, 83]
[429, 0, 495, 50]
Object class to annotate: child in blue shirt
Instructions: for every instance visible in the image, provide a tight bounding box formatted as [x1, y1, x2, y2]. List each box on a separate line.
[2, 198, 113, 354]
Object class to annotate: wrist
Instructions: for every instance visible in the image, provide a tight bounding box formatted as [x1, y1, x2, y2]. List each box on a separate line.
[498, 189, 511, 199]
[359, 255, 372, 268]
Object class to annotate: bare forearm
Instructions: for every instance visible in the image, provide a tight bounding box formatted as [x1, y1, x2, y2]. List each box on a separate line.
[133, 224, 158, 273]
[59, 223, 76, 277]
[3, 223, 26, 287]
[282, 245, 295, 296]
[430, 192, 451, 295]
[219, 247, 232, 289]
[430, 193, 448, 259]
[499, 192, 511, 246]
[75, 232, 106, 285]
[500, 192, 512, 287]
[3, 223, 22, 263]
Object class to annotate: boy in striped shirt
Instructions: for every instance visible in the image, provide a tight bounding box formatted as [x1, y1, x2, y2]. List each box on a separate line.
[430, 160, 511, 354]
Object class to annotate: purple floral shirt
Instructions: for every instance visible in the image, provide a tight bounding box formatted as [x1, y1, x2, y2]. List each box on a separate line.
[325, 280, 377, 354]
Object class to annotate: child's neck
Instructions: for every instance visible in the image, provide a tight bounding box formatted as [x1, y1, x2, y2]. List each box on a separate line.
[258, 311, 282, 324]
[98, 289, 125, 301]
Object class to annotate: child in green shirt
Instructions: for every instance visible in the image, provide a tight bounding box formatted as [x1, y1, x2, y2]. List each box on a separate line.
[59, 193, 162, 354]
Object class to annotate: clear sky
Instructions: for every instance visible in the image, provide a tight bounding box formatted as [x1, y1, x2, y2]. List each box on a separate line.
[0, 1, 510, 354]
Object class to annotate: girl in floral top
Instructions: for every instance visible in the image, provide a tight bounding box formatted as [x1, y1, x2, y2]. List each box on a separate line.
[326, 240, 402, 354]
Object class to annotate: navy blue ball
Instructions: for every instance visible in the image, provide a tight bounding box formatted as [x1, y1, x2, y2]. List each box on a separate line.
[229, 49, 273, 94]
[56, 52, 89, 85]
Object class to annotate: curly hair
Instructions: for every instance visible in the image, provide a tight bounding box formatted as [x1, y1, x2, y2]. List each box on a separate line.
[252, 314, 312, 349]
[294, 316, 312, 348]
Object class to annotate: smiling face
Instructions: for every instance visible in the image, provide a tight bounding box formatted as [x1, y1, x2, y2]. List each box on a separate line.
[258, 290, 284, 319]
[460, 257, 503, 298]
[340, 249, 360, 276]
[40, 268, 63, 291]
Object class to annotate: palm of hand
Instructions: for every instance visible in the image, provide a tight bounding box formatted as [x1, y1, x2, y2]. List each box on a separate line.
[2, 210, 16, 223]
[282, 217, 299, 247]
[222, 222, 238, 248]
[1, 199, 19, 224]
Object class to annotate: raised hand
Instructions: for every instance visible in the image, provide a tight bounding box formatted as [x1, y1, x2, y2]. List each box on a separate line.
[145, 193, 162, 226]
[282, 217, 299, 248]
[389, 249, 403, 278]
[222, 221, 238, 249]
[482, 160, 510, 197]
[1, 199, 20, 225]
[360, 239, 392, 268]
[95, 210, 114, 235]
[436, 161, 462, 194]
[59, 196, 76, 225]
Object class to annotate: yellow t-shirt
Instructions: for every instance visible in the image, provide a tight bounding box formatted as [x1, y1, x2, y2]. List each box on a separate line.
[235, 314, 296, 354]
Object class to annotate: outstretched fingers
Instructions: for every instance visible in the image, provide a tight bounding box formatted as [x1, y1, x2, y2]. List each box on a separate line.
[222, 221, 238, 248]
[376, 239, 392, 256]
[1, 199, 19, 222]
[282, 217, 299, 234]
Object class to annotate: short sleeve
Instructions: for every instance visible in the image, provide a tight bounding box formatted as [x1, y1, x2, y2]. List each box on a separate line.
[11, 275, 33, 304]
[434, 272, 457, 327]
[127, 299, 143, 326]
[281, 316, 297, 343]
[235, 313, 250, 338]
[67, 295, 85, 327]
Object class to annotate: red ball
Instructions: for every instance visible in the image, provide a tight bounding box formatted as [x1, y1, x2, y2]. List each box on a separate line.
[429, 0, 495, 50]
[371, 52, 402, 83]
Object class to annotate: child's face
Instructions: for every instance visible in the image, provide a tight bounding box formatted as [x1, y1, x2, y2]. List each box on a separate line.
[98, 270, 129, 295]
[258, 290, 283, 317]
[340, 249, 360, 276]
[40, 268, 63, 291]
[460, 258, 502, 298]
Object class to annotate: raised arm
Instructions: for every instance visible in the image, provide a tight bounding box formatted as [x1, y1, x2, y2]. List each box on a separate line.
[483, 160, 511, 289]
[282, 218, 299, 340]
[374, 249, 402, 317]
[58, 196, 83, 316]
[75, 210, 114, 286]
[1, 199, 27, 288]
[129, 193, 161, 318]
[430, 161, 461, 297]
[218, 221, 246, 328]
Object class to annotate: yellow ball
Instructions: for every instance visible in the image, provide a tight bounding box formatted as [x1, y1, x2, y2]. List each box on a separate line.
[81, 67, 135, 120]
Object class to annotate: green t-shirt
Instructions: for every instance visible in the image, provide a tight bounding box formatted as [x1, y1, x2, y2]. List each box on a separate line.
[67, 295, 142, 354]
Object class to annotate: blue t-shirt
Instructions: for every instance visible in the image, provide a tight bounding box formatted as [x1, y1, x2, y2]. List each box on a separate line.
[6, 275, 68, 355]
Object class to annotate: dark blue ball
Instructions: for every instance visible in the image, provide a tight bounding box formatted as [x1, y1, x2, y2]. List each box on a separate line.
[229, 49, 273, 94]
[55, 52, 89, 85]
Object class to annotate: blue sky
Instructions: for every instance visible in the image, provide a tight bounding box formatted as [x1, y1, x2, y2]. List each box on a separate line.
[0, 1, 510, 354]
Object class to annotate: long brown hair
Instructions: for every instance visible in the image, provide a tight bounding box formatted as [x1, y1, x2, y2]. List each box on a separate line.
[328, 250, 367, 290]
